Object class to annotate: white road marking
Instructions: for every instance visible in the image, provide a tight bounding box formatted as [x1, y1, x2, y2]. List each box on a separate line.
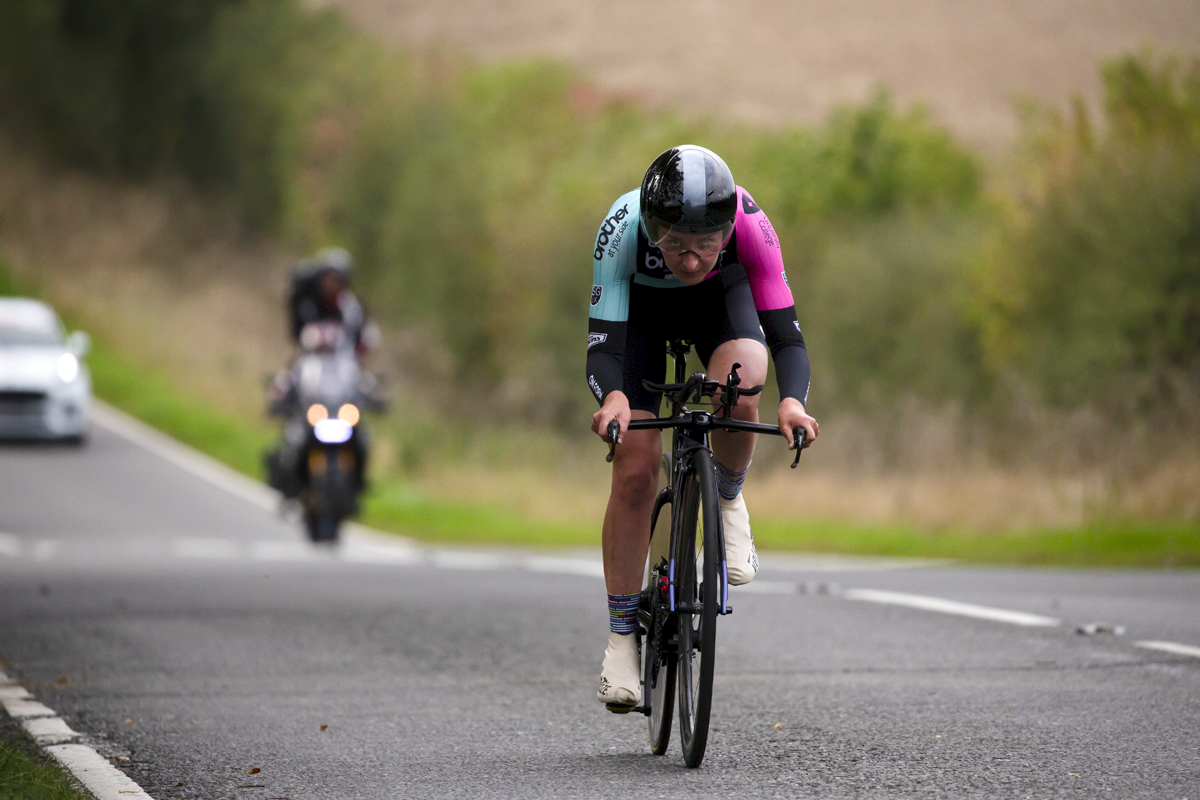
[844, 588, 1062, 627]
[31, 539, 60, 561]
[0, 668, 154, 800]
[764, 553, 954, 572]
[22, 716, 80, 745]
[47, 744, 155, 800]
[250, 540, 322, 562]
[732, 580, 801, 595]
[1136, 640, 1200, 659]
[173, 537, 241, 560]
[1, 696, 57, 718]
[0, 532, 21, 557]
[522, 555, 605, 578]
[429, 550, 512, 571]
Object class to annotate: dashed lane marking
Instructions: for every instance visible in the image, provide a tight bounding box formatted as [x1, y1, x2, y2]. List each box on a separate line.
[843, 588, 1062, 627]
[0, 532, 20, 557]
[1136, 640, 1200, 659]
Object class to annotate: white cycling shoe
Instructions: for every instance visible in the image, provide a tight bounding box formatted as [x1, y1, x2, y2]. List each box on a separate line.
[721, 493, 759, 585]
[597, 631, 641, 711]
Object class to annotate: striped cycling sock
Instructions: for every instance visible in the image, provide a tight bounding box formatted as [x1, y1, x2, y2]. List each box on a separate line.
[608, 593, 640, 635]
[715, 459, 750, 501]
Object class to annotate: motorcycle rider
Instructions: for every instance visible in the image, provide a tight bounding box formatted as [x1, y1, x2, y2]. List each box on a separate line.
[267, 247, 379, 499]
[287, 247, 378, 357]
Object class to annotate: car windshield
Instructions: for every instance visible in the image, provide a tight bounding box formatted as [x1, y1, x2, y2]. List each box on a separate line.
[0, 303, 63, 346]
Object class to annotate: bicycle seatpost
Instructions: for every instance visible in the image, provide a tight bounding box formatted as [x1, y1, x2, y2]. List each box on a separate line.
[606, 419, 620, 463]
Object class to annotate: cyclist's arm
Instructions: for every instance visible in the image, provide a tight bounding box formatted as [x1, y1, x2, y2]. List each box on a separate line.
[586, 192, 638, 406]
[734, 188, 811, 406]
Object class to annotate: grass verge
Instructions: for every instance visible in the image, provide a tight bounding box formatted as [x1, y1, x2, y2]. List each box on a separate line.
[0, 721, 87, 800]
[752, 519, 1200, 569]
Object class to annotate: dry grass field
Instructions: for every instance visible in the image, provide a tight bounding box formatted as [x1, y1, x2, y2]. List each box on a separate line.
[321, 0, 1200, 150]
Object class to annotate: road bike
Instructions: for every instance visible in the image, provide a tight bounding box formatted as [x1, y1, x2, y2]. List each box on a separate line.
[603, 339, 805, 767]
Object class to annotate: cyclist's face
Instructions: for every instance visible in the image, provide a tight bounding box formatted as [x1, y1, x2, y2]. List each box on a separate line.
[656, 231, 725, 285]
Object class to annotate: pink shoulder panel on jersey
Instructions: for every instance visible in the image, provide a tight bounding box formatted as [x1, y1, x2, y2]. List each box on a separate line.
[733, 187, 794, 311]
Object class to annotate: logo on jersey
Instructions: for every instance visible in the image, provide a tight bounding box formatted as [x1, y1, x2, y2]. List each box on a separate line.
[594, 204, 630, 261]
[588, 332, 607, 349]
[642, 251, 669, 278]
[781, 270, 789, 288]
[742, 193, 760, 215]
[759, 217, 778, 248]
[589, 375, 603, 400]
[591, 285, 603, 306]
[794, 320, 801, 332]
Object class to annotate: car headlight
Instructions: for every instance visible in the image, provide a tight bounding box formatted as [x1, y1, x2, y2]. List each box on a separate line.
[56, 353, 79, 382]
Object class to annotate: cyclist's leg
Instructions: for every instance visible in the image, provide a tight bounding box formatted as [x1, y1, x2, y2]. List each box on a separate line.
[598, 285, 665, 708]
[692, 265, 769, 584]
[706, 338, 768, 473]
[602, 414, 661, 595]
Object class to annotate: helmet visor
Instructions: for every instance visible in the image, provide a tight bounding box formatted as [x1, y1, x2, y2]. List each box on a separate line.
[646, 220, 734, 256]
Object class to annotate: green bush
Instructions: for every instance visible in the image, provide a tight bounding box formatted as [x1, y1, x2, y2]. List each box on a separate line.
[984, 53, 1200, 411]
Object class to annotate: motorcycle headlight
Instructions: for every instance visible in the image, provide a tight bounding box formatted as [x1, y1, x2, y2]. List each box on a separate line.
[306, 403, 328, 425]
[56, 353, 79, 383]
[337, 403, 360, 426]
[313, 418, 353, 444]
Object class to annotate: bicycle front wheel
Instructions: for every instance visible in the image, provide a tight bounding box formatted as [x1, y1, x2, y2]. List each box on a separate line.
[674, 448, 721, 768]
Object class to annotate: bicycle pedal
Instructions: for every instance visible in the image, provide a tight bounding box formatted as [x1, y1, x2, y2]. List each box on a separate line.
[605, 702, 638, 714]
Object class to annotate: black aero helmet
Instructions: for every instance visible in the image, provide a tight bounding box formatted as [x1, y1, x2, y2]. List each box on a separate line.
[640, 145, 737, 246]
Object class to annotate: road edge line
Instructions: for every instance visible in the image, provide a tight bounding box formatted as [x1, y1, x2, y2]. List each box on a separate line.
[2, 668, 155, 800]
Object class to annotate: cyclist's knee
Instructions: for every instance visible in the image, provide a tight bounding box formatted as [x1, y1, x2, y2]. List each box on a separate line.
[612, 444, 659, 504]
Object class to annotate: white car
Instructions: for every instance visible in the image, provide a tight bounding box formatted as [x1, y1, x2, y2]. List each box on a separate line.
[0, 298, 92, 442]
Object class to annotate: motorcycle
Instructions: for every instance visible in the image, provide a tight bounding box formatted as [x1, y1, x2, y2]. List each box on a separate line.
[266, 321, 383, 543]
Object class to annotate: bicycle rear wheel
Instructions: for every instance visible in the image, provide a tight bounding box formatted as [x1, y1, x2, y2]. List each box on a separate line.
[674, 448, 721, 768]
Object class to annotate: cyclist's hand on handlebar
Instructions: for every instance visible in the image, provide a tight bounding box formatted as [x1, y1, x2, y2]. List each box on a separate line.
[592, 391, 632, 445]
[778, 397, 818, 450]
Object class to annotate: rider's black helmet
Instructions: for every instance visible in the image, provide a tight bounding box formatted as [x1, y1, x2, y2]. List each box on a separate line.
[312, 247, 353, 281]
[640, 145, 737, 246]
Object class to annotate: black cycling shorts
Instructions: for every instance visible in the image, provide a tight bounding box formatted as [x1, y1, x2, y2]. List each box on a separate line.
[623, 264, 767, 414]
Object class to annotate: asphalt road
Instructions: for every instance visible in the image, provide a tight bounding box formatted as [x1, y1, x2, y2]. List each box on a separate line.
[1, 412, 1198, 799]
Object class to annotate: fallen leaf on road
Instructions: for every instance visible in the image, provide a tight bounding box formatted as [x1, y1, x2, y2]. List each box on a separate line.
[57, 675, 68, 684]
[320, 725, 328, 732]
[176, 783, 185, 787]
[246, 768, 261, 775]
[116, 756, 129, 761]
[773, 723, 782, 729]
[124, 719, 134, 725]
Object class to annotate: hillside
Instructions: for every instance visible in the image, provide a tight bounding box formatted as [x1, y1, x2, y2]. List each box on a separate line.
[323, 0, 1200, 149]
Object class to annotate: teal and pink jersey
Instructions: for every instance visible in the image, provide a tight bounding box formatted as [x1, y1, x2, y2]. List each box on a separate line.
[587, 186, 810, 405]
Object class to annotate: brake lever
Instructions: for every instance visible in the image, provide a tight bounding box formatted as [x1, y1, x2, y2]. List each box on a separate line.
[606, 420, 620, 463]
[790, 427, 807, 469]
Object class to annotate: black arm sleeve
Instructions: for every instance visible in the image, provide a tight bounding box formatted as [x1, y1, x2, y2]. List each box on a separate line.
[586, 318, 627, 405]
[759, 306, 811, 405]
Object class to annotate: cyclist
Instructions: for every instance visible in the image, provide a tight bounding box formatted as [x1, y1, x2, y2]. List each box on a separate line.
[588, 145, 819, 709]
